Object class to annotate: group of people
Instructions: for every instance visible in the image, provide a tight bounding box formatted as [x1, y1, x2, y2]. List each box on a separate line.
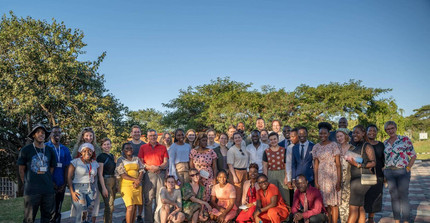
[18, 117, 416, 223]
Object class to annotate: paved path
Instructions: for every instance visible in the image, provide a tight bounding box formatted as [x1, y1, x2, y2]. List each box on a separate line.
[59, 160, 430, 223]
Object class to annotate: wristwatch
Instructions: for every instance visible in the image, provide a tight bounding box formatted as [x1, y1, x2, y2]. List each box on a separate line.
[357, 164, 362, 168]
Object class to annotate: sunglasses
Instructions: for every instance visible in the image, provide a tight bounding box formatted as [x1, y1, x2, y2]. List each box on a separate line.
[83, 127, 93, 131]
[190, 173, 200, 177]
[239, 148, 245, 156]
[258, 180, 268, 184]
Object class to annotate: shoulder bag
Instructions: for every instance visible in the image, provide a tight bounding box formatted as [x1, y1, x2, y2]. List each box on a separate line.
[360, 143, 377, 185]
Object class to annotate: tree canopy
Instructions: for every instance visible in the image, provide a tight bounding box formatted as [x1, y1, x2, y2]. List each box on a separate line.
[0, 12, 128, 180]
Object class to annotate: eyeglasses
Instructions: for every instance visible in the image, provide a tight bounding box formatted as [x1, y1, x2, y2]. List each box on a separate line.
[190, 173, 200, 177]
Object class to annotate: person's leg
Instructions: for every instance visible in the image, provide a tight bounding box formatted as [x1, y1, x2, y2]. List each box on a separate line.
[40, 193, 55, 223]
[309, 213, 328, 223]
[358, 206, 366, 223]
[347, 205, 359, 223]
[368, 212, 375, 223]
[397, 169, 411, 222]
[385, 169, 401, 221]
[331, 205, 339, 223]
[160, 204, 170, 223]
[23, 194, 41, 223]
[326, 206, 332, 223]
[265, 207, 287, 223]
[143, 172, 156, 222]
[102, 177, 116, 223]
[54, 189, 65, 223]
[126, 205, 134, 223]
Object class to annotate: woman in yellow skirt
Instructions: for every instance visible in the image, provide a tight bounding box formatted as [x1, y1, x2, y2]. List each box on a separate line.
[116, 143, 145, 223]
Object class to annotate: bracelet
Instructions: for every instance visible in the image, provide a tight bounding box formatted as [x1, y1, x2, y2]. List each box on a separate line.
[406, 166, 411, 171]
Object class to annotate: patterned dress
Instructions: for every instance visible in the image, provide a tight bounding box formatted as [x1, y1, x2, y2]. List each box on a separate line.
[339, 144, 354, 223]
[181, 182, 207, 221]
[312, 141, 341, 206]
[189, 149, 217, 201]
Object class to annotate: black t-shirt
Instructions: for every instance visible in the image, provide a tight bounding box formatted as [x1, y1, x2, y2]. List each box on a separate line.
[17, 144, 57, 195]
[96, 153, 116, 176]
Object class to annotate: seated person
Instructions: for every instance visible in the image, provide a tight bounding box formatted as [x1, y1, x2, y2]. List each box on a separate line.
[154, 175, 185, 223]
[210, 170, 238, 223]
[181, 168, 210, 223]
[236, 163, 260, 223]
[288, 175, 328, 223]
[253, 174, 290, 223]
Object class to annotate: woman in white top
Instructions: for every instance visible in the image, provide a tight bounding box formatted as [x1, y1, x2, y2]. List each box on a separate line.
[227, 132, 250, 207]
[155, 175, 185, 223]
[68, 143, 105, 223]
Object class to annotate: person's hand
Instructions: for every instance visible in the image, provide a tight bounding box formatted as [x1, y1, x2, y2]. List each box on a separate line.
[167, 213, 175, 221]
[293, 212, 304, 222]
[71, 191, 80, 202]
[336, 181, 341, 191]
[204, 202, 212, 212]
[102, 187, 108, 198]
[217, 212, 227, 223]
[247, 203, 254, 208]
[283, 176, 288, 185]
[406, 166, 411, 173]
[315, 182, 320, 190]
[233, 176, 239, 184]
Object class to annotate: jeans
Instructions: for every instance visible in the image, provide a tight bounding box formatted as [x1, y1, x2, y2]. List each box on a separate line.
[23, 193, 55, 223]
[54, 188, 66, 223]
[384, 168, 411, 221]
[72, 183, 97, 223]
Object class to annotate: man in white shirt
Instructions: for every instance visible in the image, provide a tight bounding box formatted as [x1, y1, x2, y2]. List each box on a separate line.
[246, 130, 269, 173]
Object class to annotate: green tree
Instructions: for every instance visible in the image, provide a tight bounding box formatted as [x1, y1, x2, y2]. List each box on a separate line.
[405, 104, 430, 140]
[127, 108, 167, 133]
[0, 12, 128, 183]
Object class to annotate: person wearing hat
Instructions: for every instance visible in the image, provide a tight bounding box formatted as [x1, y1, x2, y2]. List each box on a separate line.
[18, 124, 57, 223]
[67, 143, 104, 223]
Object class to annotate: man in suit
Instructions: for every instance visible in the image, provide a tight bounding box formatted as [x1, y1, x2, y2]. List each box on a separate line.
[278, 125, 292, 148]
[292, 126, 315, 187]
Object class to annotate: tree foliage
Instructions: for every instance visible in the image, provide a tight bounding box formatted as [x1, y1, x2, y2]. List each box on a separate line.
[405, 104, 430, 139]
[0, 12, 128, 181]
[127, 108, 167, 133]
[163, 77, 404, 141]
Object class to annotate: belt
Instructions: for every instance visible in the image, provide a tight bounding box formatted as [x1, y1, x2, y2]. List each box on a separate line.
[385, 166, 404, 170]
[103, 175, 115, 178]
[234, 167, 247, 170]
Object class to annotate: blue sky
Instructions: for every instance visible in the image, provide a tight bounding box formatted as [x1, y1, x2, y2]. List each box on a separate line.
[3, 0, 429, 116]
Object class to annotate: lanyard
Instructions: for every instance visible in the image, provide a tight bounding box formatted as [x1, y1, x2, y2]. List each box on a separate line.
[53, 144, 61, 160]
[81, 158, 93, 180]
[33, 143, 45, 165]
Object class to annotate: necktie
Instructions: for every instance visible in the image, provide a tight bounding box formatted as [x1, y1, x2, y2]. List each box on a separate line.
[301, 144, 305, 160]
[304, 193, 309, 223]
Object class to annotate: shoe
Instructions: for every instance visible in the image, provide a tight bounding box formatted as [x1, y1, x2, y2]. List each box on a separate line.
[122, 219, 126, 223]
[136, 215, 143, 223]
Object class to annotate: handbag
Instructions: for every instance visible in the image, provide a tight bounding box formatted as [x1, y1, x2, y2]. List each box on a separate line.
[360, 143, 377, 185]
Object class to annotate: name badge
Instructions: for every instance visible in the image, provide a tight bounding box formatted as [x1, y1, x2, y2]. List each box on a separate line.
[57, 163, 62, 168]
[39, 166, 47, 172]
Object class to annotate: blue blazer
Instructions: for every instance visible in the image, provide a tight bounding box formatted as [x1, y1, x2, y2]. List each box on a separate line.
[278, 139, 289, 148]
[291, 141, 314, 182]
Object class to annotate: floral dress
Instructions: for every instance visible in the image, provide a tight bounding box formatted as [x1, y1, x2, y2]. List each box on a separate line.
[189, 149, 217, 201]
[181, 182, 208, 221]
[339, 144, 354, 223]
[312, 141, 341, 206]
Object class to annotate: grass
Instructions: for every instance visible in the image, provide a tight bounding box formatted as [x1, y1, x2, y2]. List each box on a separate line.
[414, 140, 430, 160]
[0, 195, 71, 223]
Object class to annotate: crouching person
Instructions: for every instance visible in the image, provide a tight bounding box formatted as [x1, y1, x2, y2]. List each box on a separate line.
[155, 175, 185, 223]
[253, 174, 290, 223]
[288, 175, 328, 223]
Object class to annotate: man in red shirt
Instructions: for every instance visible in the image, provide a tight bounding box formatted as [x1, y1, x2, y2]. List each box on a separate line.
[253, 174, 290, 223]
[289, 174, 327, 223]
[138, 129, 169, 223]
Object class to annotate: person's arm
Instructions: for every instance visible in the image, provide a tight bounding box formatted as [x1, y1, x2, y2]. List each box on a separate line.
[260, 195, 278, 213]
[291, 190, 299, 214]
[313, 158, 320, 189]
[262, 151, 268, 175]
[406, 138, 417, 172]
[335, 155, 341, 191]
[241, 181, 249, 205]
[364, 144, 376, 169]
[168, 146, 177, 179]
[19, 165, 26, 183]
[210, 194, 221, 211]
[292, 149, 297, 182]
[218, 198, 235, 220]
[302, 191, 324, 219]
[212, 157, 218, 184]
[67, 164, 79, 202]
[98, 162, 108, 197]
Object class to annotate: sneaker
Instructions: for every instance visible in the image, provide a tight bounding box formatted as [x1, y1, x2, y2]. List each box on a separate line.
[136, 215, 143, 223]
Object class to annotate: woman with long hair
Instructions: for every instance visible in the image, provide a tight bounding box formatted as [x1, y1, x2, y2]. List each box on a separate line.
[346, 125, 376, 223]
[169, 129, 192, 186]
[154, 175, 185, 223]
[312, 122, 341, 223]
[185, 129, 197, 148]
[213, 133, 229, 173]
[160, 132, 173, 150]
